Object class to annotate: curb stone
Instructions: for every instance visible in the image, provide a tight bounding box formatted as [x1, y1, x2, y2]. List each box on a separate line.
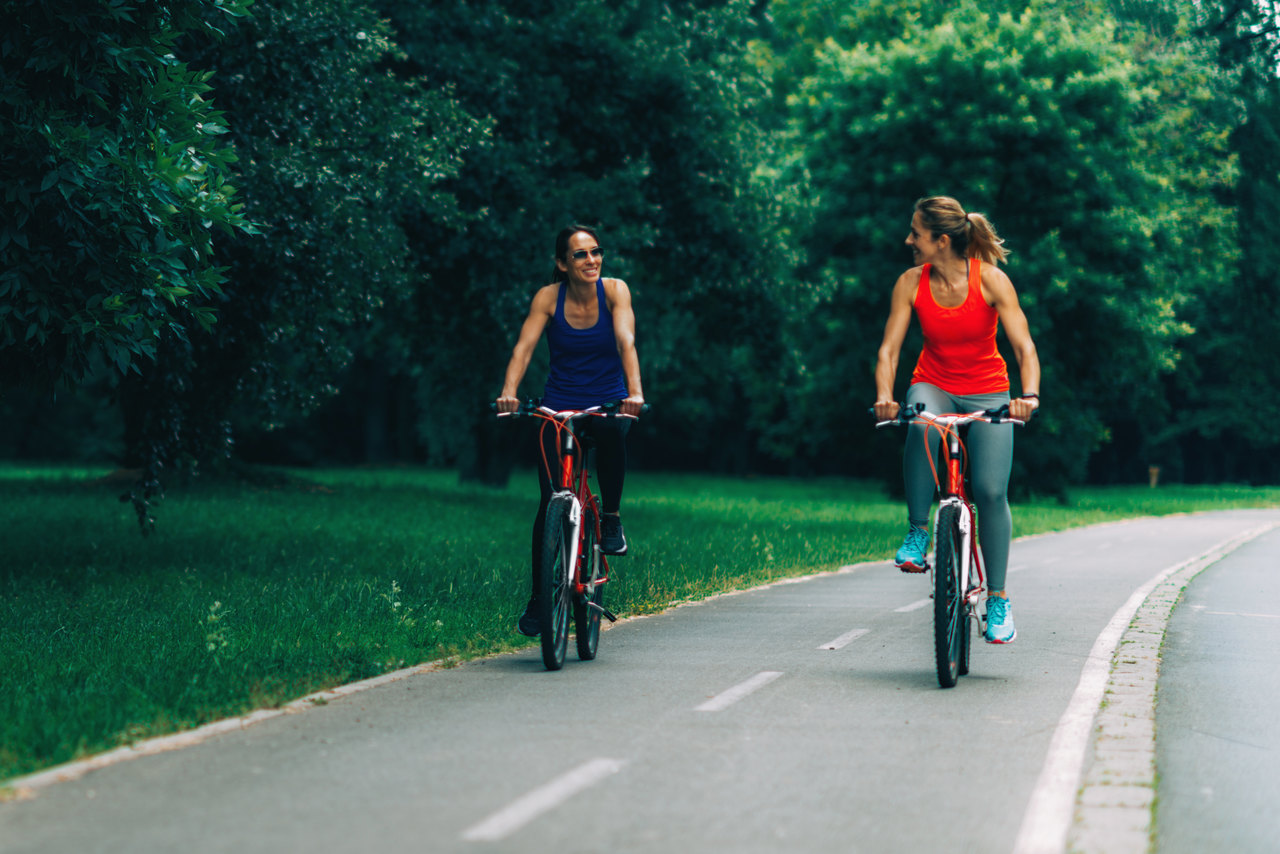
[1067, 521, 1279, 854]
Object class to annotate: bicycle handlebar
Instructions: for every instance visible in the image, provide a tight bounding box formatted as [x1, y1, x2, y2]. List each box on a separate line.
[871, 401, 1027, 429]
[492, 400, 649, 420]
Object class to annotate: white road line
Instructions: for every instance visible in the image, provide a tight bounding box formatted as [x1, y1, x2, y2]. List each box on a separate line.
[695, 671, 783, 712]
[895, 597, 931, 613]
[819, 628, 869, 650]
[1012, 525, 1273, 854]
[461, 758, 626, 842]
[1206, 610, 1280, 619]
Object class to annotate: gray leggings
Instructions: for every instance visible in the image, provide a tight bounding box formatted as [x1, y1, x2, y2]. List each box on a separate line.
[904, 383, 1014, 592]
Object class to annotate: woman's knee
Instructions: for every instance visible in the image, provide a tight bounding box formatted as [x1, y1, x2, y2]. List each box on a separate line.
[970, 478, 1008, 512]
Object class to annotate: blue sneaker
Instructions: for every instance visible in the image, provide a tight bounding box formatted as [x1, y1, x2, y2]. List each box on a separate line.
[894, 525, 930, 573]
[985, 596, 1016, 644]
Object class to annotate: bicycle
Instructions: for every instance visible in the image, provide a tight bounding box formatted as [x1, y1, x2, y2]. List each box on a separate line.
[876, 402, 1026, 688]
[496, 400, 642, 671]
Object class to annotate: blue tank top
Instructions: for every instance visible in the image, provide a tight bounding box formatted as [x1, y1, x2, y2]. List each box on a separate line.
[541, 278, 628, 410]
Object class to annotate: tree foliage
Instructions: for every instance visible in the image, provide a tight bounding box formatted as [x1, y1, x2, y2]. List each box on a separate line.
[113, 0, 485, 527]
[0, 0, 256, 389]
[776, 0, 1239, 492]
[378, 0, 798, 480]
[1138, 0, 1280, 482]
[3, 0, 1279, 497]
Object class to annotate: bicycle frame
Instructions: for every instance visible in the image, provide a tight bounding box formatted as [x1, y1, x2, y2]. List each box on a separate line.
[931, 419, 986, 623]
[542, 412, 604, 602]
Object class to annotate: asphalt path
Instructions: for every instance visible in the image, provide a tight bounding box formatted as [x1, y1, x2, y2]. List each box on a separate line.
[2, 509, 1277, 854]
[1154, 525, 1280, 854]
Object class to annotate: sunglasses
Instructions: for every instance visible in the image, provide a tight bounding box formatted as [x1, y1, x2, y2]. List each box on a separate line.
[570, 247, 604, 261]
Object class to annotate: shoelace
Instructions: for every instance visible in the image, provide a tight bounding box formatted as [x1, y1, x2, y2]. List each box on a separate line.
[905, 527, 928, 553]
[987, 597, 1008, 623]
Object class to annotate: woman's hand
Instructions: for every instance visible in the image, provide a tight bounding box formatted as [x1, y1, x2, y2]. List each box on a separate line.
[873, 400, 901, 421]
[495, 394, 520, 414]
[619, 394, 645, 417]
[1009, 395, 1039, 420]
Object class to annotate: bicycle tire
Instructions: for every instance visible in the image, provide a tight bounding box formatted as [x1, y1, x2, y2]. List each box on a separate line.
[933, 503, 964, 688]
[573, 497, 603, 661]
[539, 496, 573, 671]
[958, 595, 973, 677]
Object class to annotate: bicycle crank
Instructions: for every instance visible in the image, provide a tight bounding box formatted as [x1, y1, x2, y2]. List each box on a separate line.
[586, 601, 618, 622]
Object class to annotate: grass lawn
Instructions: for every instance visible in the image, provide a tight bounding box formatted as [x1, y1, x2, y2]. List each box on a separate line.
[2, 463, 1279, 783]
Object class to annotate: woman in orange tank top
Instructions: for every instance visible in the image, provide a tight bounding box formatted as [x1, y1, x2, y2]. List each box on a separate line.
[873, 197, 1041, 644]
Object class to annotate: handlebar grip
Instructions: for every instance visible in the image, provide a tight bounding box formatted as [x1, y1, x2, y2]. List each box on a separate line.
[867, 402, 922, 422]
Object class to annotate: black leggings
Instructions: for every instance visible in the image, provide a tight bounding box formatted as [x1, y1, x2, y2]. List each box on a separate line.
[529, 417, 630, 594]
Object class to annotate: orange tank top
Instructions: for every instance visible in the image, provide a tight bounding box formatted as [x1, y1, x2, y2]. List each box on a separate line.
[910, 258, 1009, 395]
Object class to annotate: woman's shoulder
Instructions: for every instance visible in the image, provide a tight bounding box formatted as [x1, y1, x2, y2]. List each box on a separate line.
[894, 265, 926, 296]
[531, 281, 562, 312]
[976, 260, 1014, 302]
[602, 277, 631, 302]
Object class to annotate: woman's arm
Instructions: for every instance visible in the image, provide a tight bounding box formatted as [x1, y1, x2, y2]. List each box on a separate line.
[606, 278, 645, 416]
[873, 270, 921, 420]
[496, 285, 556, 412]
[983, 265, 1041, 420]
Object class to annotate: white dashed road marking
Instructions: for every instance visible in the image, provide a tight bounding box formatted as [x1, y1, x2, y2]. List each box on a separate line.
[695, 671, 784, 712]
[819, 628, 869, 650]
[461, 758, 626, 842]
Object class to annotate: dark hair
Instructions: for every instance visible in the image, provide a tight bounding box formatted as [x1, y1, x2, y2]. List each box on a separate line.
[552, 224, 601, 283]
[914, 196, 1008, 264]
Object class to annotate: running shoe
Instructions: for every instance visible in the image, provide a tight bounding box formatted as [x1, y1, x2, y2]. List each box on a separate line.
[517, 596, 540, 637]
[894, 525, 930, 573]
[984, 595, 1017, 644]
[600, 514, 627, 556]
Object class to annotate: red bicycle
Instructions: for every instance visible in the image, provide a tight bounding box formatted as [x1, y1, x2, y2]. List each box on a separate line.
[498, 401, 641, 670]
[877, 402, 1025, 687]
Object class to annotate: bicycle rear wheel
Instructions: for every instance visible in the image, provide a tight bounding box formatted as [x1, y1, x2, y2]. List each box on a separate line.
[933, 503, 965, 688]
[539, 496, 573, 671]
[573, 498, 603, 661]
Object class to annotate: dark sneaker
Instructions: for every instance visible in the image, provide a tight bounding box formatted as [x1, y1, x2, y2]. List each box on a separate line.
[517, 597, 540, 637]
[894, 525, 930, 573]
[600, 514, 628, 556]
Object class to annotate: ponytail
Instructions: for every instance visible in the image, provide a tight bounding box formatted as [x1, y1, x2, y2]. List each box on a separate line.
[914, 197, 1009, 265]
[963, 212, 1008, 265]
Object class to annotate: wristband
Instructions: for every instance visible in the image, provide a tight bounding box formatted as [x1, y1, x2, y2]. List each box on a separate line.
[1019, 393, 1039, 401]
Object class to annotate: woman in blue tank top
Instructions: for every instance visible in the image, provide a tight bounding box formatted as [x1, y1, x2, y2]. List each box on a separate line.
[496, 225, 645, 637]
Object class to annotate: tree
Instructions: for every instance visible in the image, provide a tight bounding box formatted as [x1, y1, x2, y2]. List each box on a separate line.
[378, 0, 799, 482]
[0, 0, 255, 390]
[1143, 0, 1280, 483]
[778, 0, 1238, 493]
[115, 0, 485, 527]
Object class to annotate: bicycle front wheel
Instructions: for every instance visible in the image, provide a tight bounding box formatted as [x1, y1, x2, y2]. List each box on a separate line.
[933, 503, 965, 688]
[539, 496, 573, 671]
[573, 498, 603, 661]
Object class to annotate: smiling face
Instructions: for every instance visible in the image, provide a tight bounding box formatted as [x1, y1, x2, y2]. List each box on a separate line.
[905, 211, 951, 267]
[556, 231, 604, 286]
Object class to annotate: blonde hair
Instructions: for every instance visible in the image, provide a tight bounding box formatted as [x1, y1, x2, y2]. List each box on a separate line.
[914, 196, 1008, 265]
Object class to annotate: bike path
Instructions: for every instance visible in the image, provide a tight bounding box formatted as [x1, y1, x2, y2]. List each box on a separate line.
[1153, 525, 1280, 854]
[1, 509, 1276, 854]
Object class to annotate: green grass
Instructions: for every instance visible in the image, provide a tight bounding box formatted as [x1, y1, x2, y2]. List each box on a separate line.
[2, 464, 1279, 783]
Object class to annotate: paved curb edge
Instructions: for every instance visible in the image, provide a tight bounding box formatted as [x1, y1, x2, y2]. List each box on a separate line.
[1066, 521, 1280, 854]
